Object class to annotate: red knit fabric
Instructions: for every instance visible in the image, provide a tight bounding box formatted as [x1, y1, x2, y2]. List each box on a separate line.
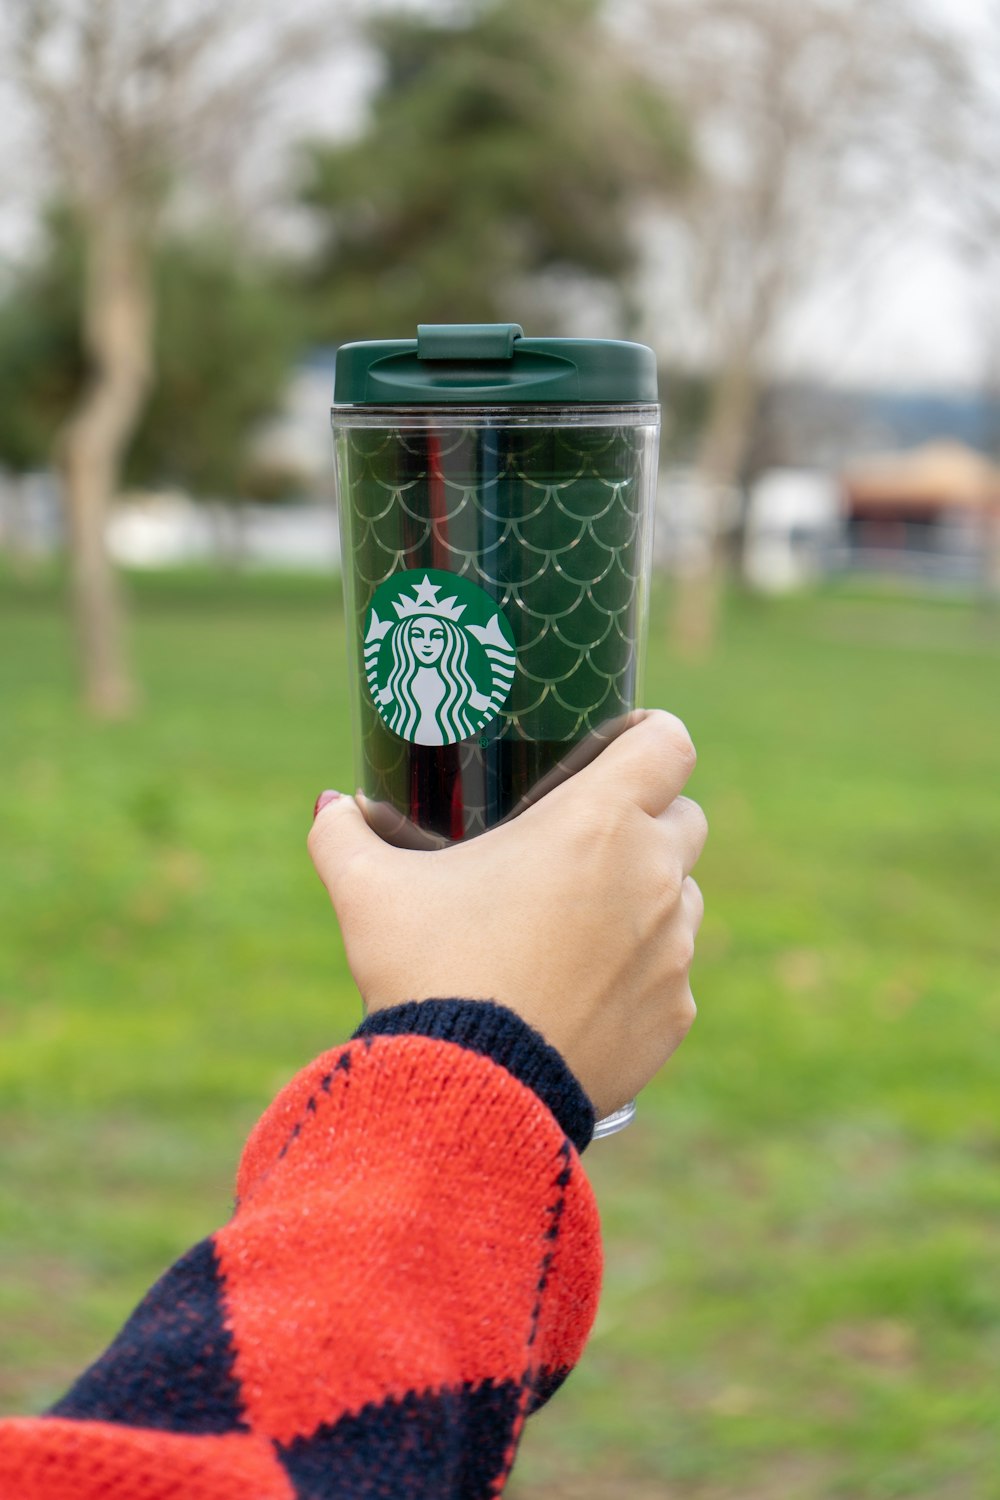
[0, 1422, 293, 1499]
[0, 1029, 602, 1498]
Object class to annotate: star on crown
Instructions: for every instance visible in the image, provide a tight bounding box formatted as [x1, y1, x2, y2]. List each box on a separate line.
[393, 574, 467, 621]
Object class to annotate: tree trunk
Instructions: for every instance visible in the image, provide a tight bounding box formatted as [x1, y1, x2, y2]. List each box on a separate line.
[670, 353, 759, 660]
[59, 205, 153, 718]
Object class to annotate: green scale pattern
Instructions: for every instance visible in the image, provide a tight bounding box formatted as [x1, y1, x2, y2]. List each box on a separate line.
[337, 417, 657, 837]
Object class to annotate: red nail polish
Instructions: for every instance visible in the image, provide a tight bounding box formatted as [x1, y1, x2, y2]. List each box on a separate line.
[312, 789, 341, 820]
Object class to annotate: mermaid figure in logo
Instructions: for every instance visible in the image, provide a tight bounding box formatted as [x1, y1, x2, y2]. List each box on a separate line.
[383, 615, 491, 745]
[367, 574, 513, 744]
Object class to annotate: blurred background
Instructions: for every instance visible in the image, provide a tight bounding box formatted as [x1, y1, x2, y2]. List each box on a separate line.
[1, 0, 998, 1494]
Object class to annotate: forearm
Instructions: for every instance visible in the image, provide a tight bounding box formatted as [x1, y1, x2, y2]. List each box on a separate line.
[0, 1001, 601, 1499]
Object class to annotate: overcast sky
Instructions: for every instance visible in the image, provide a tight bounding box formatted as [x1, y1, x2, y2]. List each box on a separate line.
[775, 212, 982, 391]
[261, 0, 1000, 392]
[726, 0, 994, 391]
[0, 0, 992, 394]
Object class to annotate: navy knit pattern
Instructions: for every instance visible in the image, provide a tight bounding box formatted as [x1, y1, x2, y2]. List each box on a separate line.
[354, 999, 595, 1153]
[276, 1381, 521, 1499]
[0, 1016, 604, 1498]
[526, 1364, 572, 1414]
[48, 1238, 246, 1434]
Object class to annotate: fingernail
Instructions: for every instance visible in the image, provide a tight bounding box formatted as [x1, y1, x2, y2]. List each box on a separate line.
[312, 789, 341, 820]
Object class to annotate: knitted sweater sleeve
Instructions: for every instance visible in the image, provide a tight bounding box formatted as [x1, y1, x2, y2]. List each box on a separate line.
[0, 1000, 602, 1499]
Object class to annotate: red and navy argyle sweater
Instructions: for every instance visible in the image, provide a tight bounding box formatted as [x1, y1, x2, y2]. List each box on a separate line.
[0, 1000, 601, 1498]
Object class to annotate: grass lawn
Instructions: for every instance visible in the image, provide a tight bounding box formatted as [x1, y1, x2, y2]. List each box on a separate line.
[1, 569, 998, 1497]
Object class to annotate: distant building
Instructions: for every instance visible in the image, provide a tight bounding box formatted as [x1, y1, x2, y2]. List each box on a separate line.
[107, 492, 340, 571]
[842, 441, 1000, 584]
[0, 470, 63, 558]
[654, 466, 742, 574]
[744, 470, 842, 592]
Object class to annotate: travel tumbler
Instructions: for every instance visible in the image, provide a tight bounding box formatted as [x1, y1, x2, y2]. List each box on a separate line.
[333, 323, 660, 1136]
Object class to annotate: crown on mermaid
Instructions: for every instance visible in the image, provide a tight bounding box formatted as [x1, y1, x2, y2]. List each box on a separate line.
[393, 574, 466, 622]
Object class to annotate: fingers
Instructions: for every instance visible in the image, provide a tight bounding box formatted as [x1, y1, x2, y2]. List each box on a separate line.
[510, 720, 628, 815]
[308, 791, 388, 898]
[658, 795, 709, 877]
[582, 709, 697, 817]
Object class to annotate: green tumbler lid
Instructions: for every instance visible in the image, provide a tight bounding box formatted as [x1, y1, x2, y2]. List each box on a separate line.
[333, 323, 658, 405]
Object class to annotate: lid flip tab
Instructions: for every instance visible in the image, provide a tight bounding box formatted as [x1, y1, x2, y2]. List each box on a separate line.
[416, 323, 524, 361]
[333, 324, 658, 404]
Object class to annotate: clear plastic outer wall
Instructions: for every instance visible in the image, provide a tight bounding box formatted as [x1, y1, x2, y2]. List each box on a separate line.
[333, 403, 660, 849]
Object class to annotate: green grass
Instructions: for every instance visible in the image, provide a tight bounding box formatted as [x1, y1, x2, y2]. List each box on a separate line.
[2, 569, 999, 1498]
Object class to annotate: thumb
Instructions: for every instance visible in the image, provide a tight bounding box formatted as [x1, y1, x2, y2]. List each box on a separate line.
[561, 709, 697, 818]
[307, 790, 387, 900]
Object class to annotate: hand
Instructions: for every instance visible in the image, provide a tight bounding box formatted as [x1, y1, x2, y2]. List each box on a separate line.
[308, 711, 707, 1119]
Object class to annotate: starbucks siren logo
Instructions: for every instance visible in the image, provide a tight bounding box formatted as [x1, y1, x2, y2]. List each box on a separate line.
[364, 568, 516, 745]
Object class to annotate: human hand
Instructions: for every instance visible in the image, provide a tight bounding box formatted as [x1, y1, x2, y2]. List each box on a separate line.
[308, 711, 706, 1119]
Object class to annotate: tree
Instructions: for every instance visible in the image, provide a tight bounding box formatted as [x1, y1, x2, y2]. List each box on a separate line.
[6, 0, 339, 715]
[631, 0, 963, 649]
[0, 214, 303, 561]
[0, 208, 85, 475]
[127, 240, 303, 506]
[299, 0, 689, 341]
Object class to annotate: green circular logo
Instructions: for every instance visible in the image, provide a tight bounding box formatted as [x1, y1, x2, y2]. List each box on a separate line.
[364, 569, 516, 745]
